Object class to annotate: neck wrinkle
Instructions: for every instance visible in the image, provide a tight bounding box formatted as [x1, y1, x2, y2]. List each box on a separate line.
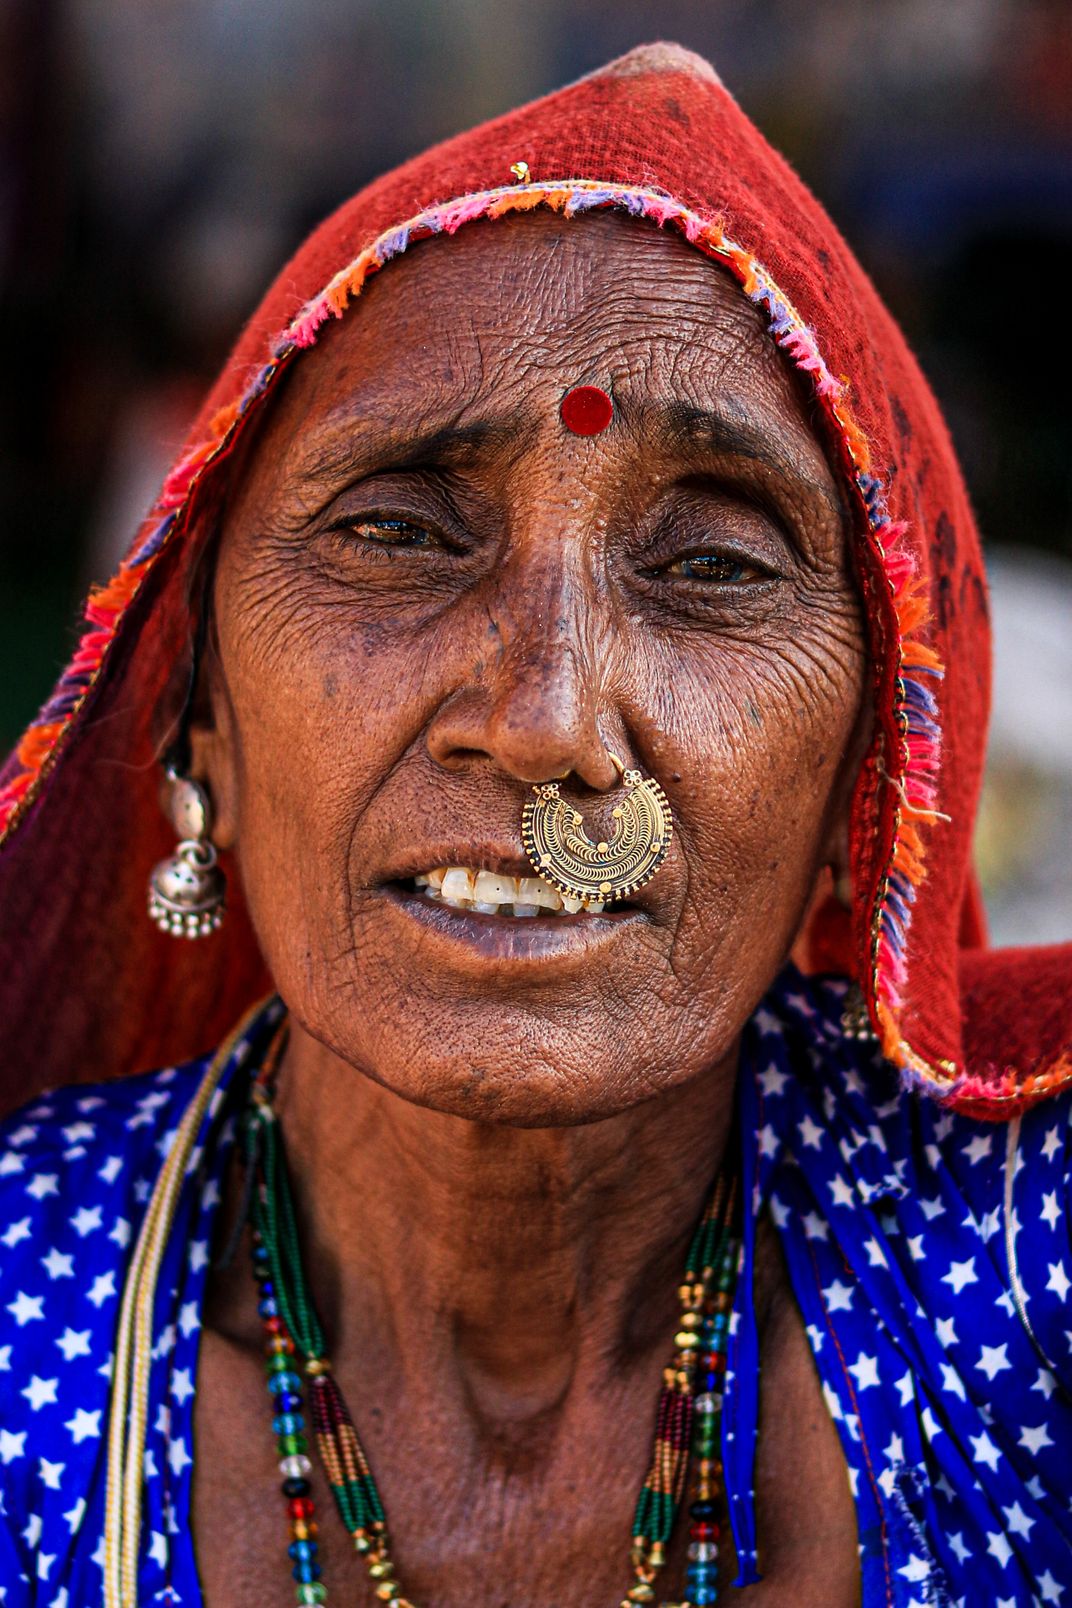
[271, 1020, 739, 1431]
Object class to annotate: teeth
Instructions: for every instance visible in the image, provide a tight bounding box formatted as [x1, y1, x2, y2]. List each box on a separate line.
[411, 866, 614, 917]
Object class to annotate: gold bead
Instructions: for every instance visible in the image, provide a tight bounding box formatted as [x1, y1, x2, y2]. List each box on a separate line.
[676, 1283, 694, 1305]
[369, 1561, 395, 1581]
[674, 1331, 700, 1350]
[680, 1311, 702, 1331]
[305, 1356, 331, 1377]
[375, 1585, 398, 1603]
[626, 1586, 655, 1603]
[353, 1531, 372, 1554]
[649, 1542, 666, 1569]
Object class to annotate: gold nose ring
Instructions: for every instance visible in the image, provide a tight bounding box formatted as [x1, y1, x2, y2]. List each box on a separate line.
[521, 752, 673, 903]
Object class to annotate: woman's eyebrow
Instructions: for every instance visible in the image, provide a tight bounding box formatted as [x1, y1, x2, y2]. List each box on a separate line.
[293, 415, 520, 488]
[651, 399, 839, 508]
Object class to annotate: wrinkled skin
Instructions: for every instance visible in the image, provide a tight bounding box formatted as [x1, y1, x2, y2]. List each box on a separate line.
[192, 213, 866, 1605]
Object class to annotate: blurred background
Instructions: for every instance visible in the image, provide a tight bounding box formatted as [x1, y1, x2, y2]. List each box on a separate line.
[1, 0, 1069, 942]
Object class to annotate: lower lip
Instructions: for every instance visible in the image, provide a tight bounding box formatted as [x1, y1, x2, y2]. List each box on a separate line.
[378, 884, 644, 964]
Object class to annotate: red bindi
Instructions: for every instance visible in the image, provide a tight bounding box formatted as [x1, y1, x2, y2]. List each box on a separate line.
[560, 385, 613, 436]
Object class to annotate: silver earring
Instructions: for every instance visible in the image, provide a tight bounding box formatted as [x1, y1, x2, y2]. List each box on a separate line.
[148, 771, 227, 939]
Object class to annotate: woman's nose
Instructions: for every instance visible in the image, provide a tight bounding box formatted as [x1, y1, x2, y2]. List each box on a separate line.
[425, 597, 620, 791]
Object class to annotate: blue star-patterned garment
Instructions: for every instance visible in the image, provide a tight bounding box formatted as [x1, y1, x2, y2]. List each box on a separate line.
[0, 974, 1069, 1606]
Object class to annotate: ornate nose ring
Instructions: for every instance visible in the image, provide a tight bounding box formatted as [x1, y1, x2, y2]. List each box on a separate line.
[521, 753, 673, 903]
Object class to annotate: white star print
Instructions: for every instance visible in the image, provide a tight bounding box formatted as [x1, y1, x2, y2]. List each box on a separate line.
[148, 1531, 168, 1569]
[55, 1327, 91, 1362]
[977, 1343, 1011, 1380]
[898, 1556, 929, 1583]
[70, 1205, 102, 1237]
[63, 1498, 85, 1534]
[1002, 1501, 1035, 1539]
[1045, 1261, 1070, 1302]
[939, 1362, 966, 1401]
[0, 1150, 26, 1175]
[919, 1196, 945, 1220]
[178, 1301, 199, 1339]
[1019, 1423, 1055, 1455]
[847, 1353, 880, 1390]
[1033, 1368, 1057, 1400]
[1038, 1569, 1064, 1602]
[949, 1533, 970, 1564]
[87, 1271, 116, 1307]
[935, 1315, 958, 1349]
[802, 1212, 829, 1241]
[1, 1215, 31, 1247]
[108, 1217, 131, 1249]
[38, 1458, 64, 1491]
[963, 1133, 992, 1163]
[978, 1207, 1002, 1242]
[35, 1550, 56, 1580]
[0, 1429, 27, 1463]
[758, 1063, 788, 1097]
[6, 1290, 44, 1326]
[941, 1257, 978, 1294]
[863, 1238, 887, 1266]
[61, 1122, 94, 1145]
[189, 1239, 209, 1272]
[98, 1155, 123, 1183]
[987, 1532, 1012, 1568]
[759, 1124, 778, 1160]
[167, 1437, 192, 1477]
[907, 1234, 925, 1261]
[821, 1381, 843, 1421]
[823, 1279, 854, 1312]
[22, 1376, 59, 1412]
[895, 1371, 914, 1406]
[1040, 1189, 1061, 1229]
[26, 1171, 58, 1199]
[829, 1173, 855, 1208]
[970, 1430, 1001, 1472]
[171, 1368, 195, 1406]
[41, 1248, 74, 1280]
[883, 1432, 905, 1465]
[798, 1115, 824, 1150]
[1040, 1125, 1061, 1162]
[65, 1408, 101, 1445]
[920, 1405, 942, 1442]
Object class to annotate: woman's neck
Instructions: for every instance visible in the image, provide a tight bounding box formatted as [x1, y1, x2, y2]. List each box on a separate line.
[267, 1020, 740, 1432]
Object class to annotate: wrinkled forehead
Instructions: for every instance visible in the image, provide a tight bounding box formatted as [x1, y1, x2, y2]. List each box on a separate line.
[228, 209, 842, 519]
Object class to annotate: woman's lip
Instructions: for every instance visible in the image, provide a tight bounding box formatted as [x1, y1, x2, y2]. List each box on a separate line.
[377, 883, 643, 964]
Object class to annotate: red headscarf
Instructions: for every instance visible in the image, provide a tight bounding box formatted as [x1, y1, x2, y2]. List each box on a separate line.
[1, 43, 1068, 1117]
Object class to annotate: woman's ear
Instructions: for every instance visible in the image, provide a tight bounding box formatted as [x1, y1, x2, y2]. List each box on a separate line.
[185, 626, 240, 852]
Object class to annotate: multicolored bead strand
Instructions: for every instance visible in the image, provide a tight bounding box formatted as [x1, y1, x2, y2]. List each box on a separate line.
[625, 1175, 739, 1608]
[242, 1031, 740, 1608]
[251, 1232, 327, 1603]
[244, 1038, 414, 1608]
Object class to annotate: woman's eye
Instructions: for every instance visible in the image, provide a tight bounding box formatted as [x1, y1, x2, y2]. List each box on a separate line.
[344, 518, 438, 548]
[665, 553, 765, 584]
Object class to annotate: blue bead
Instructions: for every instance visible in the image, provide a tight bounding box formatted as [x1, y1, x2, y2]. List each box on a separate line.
[253, 1244, 270, 1264]
[268, 1371, 302, 1396]
[276, 1390, 302, 1413]
[273, 1412, 305, 1436]
[292, 1561, 322, 1583]
[258, 1297, 279, 1318]
[288, 1539, 317, 1562]
[259, 1279, 275, 1297]
[693, 1589, 717, 1605]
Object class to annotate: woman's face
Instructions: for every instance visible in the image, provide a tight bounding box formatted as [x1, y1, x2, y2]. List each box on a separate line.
[196, 211, 866, 1124]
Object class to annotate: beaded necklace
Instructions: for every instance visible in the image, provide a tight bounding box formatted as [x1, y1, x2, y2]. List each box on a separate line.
[241, 1027, 741, 1608]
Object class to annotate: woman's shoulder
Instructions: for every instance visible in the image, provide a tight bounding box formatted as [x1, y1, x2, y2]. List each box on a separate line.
[0, 1051, 226, 1594]
[0, 1058, 210, 1430]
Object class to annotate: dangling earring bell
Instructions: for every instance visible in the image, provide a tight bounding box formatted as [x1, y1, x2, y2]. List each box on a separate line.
[148, 770, 227, 938]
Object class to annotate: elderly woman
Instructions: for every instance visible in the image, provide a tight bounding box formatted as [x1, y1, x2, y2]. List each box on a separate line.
[0, 42, 1069, 1608]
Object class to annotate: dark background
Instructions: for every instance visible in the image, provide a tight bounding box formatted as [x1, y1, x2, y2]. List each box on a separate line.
[2, 0, 1070, 937]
